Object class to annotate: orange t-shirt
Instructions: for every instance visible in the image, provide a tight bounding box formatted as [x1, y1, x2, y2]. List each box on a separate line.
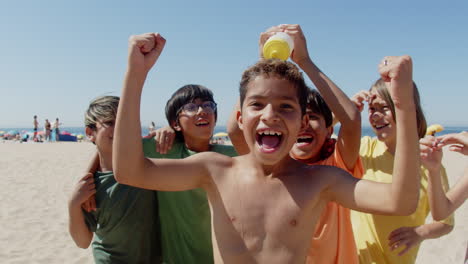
[305, 147, 363, 264]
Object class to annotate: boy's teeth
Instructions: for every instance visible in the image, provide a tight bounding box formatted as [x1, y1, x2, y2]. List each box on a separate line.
[260, 130, 282, 136]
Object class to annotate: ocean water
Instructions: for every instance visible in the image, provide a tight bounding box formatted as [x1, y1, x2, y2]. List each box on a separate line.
[1, 126, 467, 138]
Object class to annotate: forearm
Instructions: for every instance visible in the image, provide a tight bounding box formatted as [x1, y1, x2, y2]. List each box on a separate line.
[298, 59, 361, 127]
[391, 104, 421, 214]
[68, 202, 93, 248]
[298, 59, 361, 168]
[432, 167, 468, 220]
[415, 222, 453, 241]
[427, 168, 453, 221]
[113, 69, 148, 185]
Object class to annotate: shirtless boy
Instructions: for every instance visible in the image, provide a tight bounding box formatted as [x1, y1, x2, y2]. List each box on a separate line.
[113, 32, 421, 263]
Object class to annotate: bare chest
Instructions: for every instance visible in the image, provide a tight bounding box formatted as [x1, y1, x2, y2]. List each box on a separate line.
[207, 172, 325, 259]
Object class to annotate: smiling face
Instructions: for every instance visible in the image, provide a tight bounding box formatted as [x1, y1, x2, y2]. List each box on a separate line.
[238, 76, 308, 165]
[368, 86, 397, 147]
[290, 109, 332, 162]
[175, 98, 216, 145]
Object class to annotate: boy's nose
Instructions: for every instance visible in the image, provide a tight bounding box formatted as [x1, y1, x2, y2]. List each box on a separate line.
[261, 104, 279, 123]
[370, 111, 383, 121]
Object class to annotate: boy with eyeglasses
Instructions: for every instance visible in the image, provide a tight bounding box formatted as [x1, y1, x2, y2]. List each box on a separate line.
[142, 84, 237, 264]
[81, 85, 236, 263]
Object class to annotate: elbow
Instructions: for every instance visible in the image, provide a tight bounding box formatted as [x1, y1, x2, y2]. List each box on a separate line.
[76, 241, 91, 249]
[391, 196, 419, 216]
[113, 169, 130, 185]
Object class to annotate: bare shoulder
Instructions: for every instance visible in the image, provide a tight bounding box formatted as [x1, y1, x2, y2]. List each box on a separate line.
[299, 164, 353, 191]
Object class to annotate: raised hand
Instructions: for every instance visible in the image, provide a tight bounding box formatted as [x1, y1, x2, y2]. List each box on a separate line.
[351, 90, 372, 112]
[378, 55, 414, 108]
[259, 24, 311, 66]
[437, 131, 468, 155]
[419, 135, 443, 172]
[127, 33, 166, 74]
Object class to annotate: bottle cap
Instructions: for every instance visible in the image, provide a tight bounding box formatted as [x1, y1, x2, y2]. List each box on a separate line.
[263, 32, 294, 60]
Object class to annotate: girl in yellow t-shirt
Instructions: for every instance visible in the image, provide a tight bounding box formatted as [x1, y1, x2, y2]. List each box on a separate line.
[350, 79, 454, 264]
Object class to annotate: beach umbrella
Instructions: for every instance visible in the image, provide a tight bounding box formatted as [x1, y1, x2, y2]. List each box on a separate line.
[213, 132, 228, 138]
[0, 131, 4, 136]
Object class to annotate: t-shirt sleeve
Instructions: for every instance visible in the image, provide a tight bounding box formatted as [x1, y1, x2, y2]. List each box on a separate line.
[83, 209, 97, 232]
[436, 166, 455, 226]
[212, 145, 238, 157]
[332, 145, 364, 179]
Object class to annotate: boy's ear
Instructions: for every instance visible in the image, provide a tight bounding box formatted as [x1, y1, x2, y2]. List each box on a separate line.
[85, 127, 96, 142]
[327, 126, 334, 138]
[172, 120, 182, 132]
[236, 110, 243, 130]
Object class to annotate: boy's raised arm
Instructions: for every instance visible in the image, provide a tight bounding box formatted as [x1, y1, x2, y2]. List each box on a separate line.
[282, 24, 361, 170]
[113, 33, 212, 191]
[327, 55, 421, 215]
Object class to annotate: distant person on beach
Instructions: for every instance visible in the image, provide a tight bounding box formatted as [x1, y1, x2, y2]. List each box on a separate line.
[53, 118, 61, 141]
[227, 24, 363, 264]
[350, 79, 454, 264]
[68, 95, 162, 263]
[33, 115, 38, 141]
[44, 119, 51, 141]
[113, 31, 421, 263]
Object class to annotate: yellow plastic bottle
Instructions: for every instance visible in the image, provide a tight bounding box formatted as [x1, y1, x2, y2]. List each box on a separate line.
[263, 32, 294, 61]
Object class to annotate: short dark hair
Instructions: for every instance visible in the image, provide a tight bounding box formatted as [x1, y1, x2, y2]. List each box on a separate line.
[239, 59, 308, 115]
[165, 84, 217, 141]
[307, 89, 333, 128]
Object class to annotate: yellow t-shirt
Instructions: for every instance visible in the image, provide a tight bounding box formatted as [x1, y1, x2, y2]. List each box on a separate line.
[351, 136, 454, 264]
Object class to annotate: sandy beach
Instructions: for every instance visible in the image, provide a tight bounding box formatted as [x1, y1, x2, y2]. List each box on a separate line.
[0, 141, 466, 263]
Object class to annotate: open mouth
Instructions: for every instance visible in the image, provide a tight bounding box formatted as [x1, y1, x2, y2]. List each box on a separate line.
[195, 120, 210, 127]
[295, 134, 313, 147]
[256, 129, 283, 153]
[373, 123, 389, 130]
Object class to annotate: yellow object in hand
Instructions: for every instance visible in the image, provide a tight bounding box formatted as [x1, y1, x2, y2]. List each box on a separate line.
[426, 124, 444, 136]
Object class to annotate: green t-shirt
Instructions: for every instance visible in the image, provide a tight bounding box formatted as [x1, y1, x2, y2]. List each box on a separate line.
[143, 138, 237, 264]
[84, 171, 162, 264]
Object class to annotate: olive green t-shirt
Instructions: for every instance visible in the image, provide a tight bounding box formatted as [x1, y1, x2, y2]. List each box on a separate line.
[84, 171, 161, 264]
[143, 138, 237, 264]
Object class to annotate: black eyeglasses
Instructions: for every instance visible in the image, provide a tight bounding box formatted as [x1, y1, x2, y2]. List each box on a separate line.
[178, 101, 217, 116]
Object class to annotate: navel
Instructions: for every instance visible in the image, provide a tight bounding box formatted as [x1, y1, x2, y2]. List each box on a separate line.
[290, 219, 297, 227]
[230, 216, 236, 222]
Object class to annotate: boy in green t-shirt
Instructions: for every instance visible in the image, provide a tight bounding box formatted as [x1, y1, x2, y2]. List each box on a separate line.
[142, 84, 237, 264]
[68, 96, 161, 263]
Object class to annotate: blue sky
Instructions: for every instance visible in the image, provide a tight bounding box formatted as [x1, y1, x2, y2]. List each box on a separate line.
[1, 0, 467, 128]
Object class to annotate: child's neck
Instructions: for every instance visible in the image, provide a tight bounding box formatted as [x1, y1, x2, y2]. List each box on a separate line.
[184, 138, 211, 152]
[98, 152, 113, 172]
